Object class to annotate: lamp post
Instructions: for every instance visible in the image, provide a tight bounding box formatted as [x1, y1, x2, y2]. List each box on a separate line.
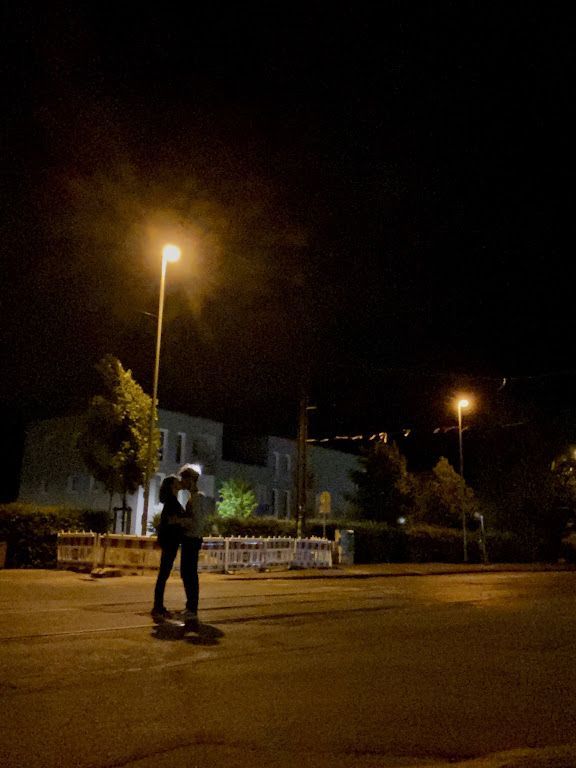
[141, 244, 181, 536]
[457, 397, 470, 562]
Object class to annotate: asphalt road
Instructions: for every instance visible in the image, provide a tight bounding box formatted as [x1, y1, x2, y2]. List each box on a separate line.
[1, 569, 576, 768]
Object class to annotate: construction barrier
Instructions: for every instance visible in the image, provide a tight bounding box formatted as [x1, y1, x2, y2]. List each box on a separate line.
[294, 537, 333, 568]
[57, 532, 101, 571]
[99, 534, 161, 571]
[57, 533, 333, 573]
[198, 537, 227, 572]
[224, 537, 266, 571]
[263, 537, 297, 569]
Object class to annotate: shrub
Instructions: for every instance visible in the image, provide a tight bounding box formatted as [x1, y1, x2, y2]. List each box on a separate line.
[211, 515, 297, 538]
[216, 479, 258, 518]
[0, 503, 110, 568]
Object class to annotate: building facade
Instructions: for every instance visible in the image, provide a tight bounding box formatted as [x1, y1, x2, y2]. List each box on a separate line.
[18, 409, 359, 533]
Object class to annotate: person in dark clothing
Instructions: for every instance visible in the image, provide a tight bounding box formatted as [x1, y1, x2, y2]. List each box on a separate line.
[178, 465, 212, 622]
[151, 474, 184, 619]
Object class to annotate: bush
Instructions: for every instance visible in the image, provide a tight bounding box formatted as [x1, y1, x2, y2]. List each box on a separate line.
[0, 503, 110, 568]
[318, 521, 545, 564]
[329, 521, 409, 564]
[211, 515, 297, 538]
[485, 528, 554, 563]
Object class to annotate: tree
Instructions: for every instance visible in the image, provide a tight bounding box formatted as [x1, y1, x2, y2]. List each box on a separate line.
[77, 356, 158, 525]
[216, 478, 257, 518]
[464, 407, 576, 559]
[349, 440, 415, 524]
[414, 457, 480, 528]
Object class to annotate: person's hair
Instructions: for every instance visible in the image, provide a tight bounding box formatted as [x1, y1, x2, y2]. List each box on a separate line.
[179, 464, 200, 481]
[159, 475, 179, 504]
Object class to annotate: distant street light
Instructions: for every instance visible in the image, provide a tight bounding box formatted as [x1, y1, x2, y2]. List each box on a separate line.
[457, 397, 472, 562]
[141, 244, 181, 536]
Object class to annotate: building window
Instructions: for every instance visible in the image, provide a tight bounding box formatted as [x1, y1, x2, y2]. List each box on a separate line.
[273, 451, 280, 477]
[284, 454, 291, 473]
[39, 478, 48, 495]
[90, 477, 106, 494]
[175, 432, 186, 464]
[67, 475, 83, 493]
[158, 430, 168, 462]
[154, 473, 166, 505]
[283, 490, 291, 519]
[272, 488, 290, 519]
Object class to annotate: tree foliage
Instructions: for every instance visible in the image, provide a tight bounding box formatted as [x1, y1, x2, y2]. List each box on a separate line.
[216, 478, 257, 519]
[77, 355, 158, 503]
[413, 457, 480, 528]
[349, 441, 481, 530]
[349, 441, 415, 524]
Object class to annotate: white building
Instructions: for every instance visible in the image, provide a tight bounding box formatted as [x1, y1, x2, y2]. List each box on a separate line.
[18, 409, 359, 533]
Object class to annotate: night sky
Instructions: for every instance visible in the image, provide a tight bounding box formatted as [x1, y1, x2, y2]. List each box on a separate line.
[2, 3, 576, 484]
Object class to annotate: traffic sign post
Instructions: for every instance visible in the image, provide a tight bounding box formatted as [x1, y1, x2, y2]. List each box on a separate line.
[318, 491, 331, 538]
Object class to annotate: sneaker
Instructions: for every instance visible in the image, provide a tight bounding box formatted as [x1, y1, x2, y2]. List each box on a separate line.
[151, 607, 173, 620]
[181, 609, 198, 622]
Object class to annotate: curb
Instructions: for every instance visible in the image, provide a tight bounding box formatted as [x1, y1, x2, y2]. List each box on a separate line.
[222, 563, 576, 580]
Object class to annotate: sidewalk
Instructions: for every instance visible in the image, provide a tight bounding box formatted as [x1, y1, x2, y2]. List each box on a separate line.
[223, 561, 576, 580]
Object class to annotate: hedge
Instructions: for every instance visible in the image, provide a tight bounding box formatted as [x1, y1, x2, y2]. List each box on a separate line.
[0, 506, 556, 569]
[185, 516, 555, 564]
[0, 504, 110, 569]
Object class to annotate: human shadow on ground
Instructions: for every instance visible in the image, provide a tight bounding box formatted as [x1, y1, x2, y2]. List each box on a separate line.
[184, 623, 225, 646]
[151, 620, 225, 645]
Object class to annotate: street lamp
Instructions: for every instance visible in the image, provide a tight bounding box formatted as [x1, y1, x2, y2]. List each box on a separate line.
[141, 243, 181, 536]
[457, 397, 471, 562]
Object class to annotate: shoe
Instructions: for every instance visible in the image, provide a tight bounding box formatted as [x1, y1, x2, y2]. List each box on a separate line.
[151, 607, 173, 620]
[181, 609, 198, 622]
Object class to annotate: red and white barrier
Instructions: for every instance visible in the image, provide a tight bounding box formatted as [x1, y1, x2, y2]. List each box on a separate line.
[294, 537, 333, 568]
[57, 533, 333, 572]
[57, 532, 101, 571]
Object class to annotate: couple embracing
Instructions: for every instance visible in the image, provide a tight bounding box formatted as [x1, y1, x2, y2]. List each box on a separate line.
[152, 464, 212, 622]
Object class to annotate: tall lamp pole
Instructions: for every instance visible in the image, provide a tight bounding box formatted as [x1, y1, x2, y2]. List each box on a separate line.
[296, 392, 308, 538]
[457, 398, 470, 562]
[141, 244, 181, 536]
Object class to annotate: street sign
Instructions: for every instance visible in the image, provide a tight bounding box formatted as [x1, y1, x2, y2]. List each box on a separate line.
[319, 491, 331, 516]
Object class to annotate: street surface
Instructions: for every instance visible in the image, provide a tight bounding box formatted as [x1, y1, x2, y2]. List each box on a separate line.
[1, 568, 576, 767]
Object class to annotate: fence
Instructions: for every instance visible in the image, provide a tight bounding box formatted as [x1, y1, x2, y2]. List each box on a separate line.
[57, 533, 333, 573]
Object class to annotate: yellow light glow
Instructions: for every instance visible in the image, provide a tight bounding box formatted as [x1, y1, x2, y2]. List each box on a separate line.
[458, 399, 470, 409]
[162, 244, 181, 263]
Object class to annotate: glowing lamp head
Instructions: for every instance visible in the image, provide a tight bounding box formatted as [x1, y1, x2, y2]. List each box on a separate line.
[458, 399, 470, 410]
[162, 244, 181, 263]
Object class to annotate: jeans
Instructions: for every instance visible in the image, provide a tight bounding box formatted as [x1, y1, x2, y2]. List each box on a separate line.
[153, 537, 203, 612]
[153, 538, 179, 610]
[181, 537, 202, 613]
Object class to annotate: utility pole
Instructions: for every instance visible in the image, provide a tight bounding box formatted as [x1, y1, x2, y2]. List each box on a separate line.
[296, 391, 308, 538]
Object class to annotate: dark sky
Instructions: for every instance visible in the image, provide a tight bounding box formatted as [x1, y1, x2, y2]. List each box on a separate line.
[2, 2, 576, 445]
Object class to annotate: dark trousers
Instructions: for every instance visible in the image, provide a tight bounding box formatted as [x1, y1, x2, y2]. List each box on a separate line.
[181, 537, 202, 613]
[153, 537, 202, 612]
[153, 539, 179, 610]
